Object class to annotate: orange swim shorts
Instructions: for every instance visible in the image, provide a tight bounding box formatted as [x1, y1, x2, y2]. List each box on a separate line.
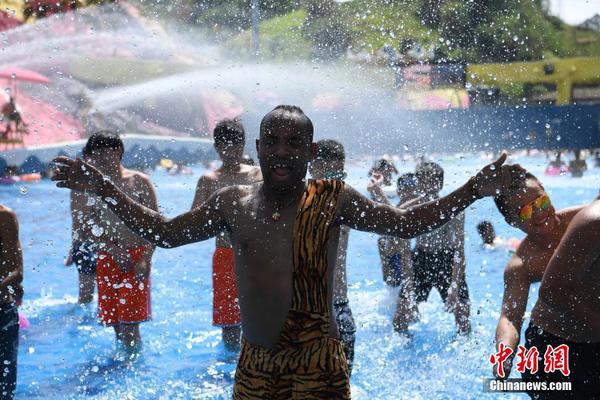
[97, 246, 151, 326]
[213, 247, 241, 327]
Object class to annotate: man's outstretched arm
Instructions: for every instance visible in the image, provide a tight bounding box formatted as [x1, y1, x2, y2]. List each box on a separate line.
[52, 157, 227, 248]
[339, 181, 474, 238]
[339, 154, 523, 238]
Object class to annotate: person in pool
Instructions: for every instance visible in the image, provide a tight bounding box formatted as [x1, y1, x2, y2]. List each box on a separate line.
[522, 199, 600, 399]
[52, 105, 523, 399]
[0, 205, 23, 400]
[492, 172, 589, 380]
[476, 220, 520, 253]
[191, 118, 262, 351]
[65, 143, 99, 305]
[309, 139, 356, 376]
[568, 149, 587, 178]
[376, 161, 471, 335]
[367, 172, 421, 333]
[83, 132, 158, 356]
[368, 158, 401, 287]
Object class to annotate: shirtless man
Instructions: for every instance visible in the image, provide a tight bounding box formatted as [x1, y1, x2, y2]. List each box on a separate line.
[0, 205, 23, 400]
[523, 199, 600, 399]
[309, 139, 356, 376]
[191, 119, 261, 351]
[375, 162, 470, 335]
[53, 105, 522, 398]
[65, 144, 98, 305]
[83, 132, 158, 354]
[493, 173, 586, 379]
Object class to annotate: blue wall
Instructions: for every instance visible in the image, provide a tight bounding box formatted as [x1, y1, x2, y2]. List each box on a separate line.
[304, 104, 600, 154]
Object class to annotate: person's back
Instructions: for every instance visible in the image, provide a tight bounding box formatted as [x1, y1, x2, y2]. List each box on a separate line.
[191, 119, 261, 351]
[521, 200, 600, 399]
[0, 205, 23, 399]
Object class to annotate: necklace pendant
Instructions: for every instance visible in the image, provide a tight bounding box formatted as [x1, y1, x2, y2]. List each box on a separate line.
[272, 210, 281, 222]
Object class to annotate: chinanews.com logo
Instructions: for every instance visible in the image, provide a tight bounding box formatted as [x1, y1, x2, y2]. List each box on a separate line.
[485, 343, 572, 393]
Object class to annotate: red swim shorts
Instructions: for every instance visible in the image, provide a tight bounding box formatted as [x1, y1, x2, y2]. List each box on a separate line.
[97, 246, 151, 326]
[213, 247, 241, 327]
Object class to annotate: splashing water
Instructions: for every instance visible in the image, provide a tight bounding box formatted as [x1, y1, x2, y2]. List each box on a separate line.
[8, 153, 598, 399]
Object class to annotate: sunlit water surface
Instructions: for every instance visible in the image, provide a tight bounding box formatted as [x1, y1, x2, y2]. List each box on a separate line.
[3, 153, 598, 399]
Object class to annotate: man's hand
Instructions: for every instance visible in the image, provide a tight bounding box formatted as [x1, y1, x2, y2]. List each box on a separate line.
[52, 157, 104, 194]
[471, 153, 525, 198]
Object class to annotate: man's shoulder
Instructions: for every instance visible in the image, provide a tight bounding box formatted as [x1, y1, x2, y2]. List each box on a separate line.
[509, 236, 547, 279]
[241, 164, 261, 176]
[0, 205, 15, 219]
[503, 252, 530, 282]
[567, 201, 600, 230]
[0, 206, 18, 230]
[216, 181, 261, 199]
[556, 204, 586, 223]
[122, 168, 150, 182]
[200, 170, 219, 182]
[128, 170, 155, 190]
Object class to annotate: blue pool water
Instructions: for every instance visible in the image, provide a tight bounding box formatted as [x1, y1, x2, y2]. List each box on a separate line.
[2, 153, 598, 399]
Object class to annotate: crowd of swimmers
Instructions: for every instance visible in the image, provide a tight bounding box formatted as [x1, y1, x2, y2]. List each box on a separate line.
[1, 105, 599, 399]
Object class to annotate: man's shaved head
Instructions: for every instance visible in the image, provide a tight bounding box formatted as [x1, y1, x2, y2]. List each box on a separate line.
[260, 105, 314, 142]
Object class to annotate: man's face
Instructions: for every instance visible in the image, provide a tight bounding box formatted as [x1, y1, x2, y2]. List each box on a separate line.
[506, 179, 556, 236]
[215, 141, 244, 165]
[256, 119, 314, 193]
[88, 148, 121, 173]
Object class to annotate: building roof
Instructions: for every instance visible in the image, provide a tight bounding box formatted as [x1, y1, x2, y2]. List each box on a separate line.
[579, 14, 600, 32]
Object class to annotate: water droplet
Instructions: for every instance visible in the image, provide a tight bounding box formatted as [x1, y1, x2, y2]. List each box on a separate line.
[19, 186, 28, 194]
[91, 225, 104, 237]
